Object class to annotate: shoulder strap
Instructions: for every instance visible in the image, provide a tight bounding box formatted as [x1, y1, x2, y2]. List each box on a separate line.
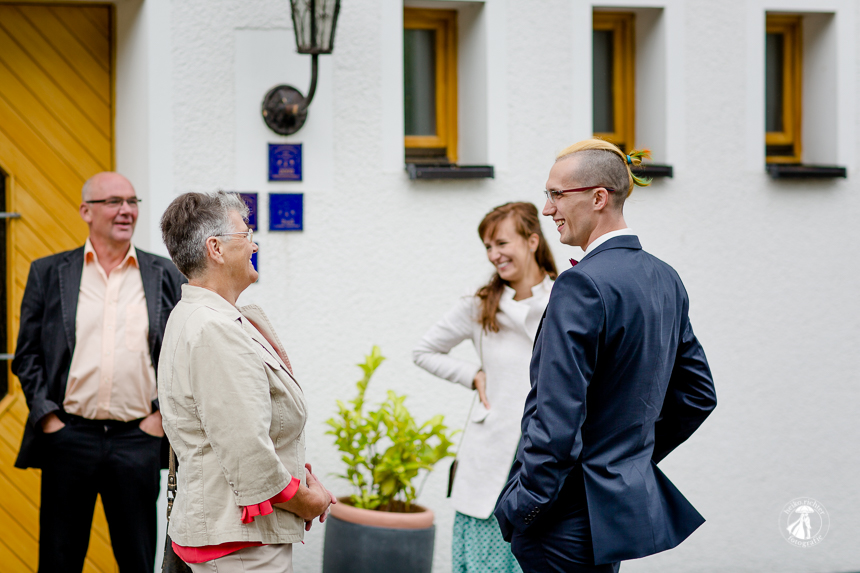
[455, 328, 484, 455]
[166, 446, 177, 520]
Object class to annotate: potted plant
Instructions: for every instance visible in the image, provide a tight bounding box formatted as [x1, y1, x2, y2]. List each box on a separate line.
[322, 346, 457, 573]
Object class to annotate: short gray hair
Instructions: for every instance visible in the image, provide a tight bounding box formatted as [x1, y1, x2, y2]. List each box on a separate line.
[82, 176, 95, 201]
[160, 191, 249, 278]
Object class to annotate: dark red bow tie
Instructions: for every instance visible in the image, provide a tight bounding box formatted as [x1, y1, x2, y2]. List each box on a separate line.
[570, 258, 578, 267]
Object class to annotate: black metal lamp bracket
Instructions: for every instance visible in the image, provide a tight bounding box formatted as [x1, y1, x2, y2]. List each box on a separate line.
[261, 53, 319, 136]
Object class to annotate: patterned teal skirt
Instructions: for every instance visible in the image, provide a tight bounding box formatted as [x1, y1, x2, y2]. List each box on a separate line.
[452, 511, 523, 573]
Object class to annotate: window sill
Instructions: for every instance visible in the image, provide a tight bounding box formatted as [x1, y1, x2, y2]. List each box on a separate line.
[766, 164, 847, 179]
[406, 163, 494, 180]
[631, 164, 673, 178]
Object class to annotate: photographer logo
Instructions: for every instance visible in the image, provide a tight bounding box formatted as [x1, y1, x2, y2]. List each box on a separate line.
[779, 498, 829, 548]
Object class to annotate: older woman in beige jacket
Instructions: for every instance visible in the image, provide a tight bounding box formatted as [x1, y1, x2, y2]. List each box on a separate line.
[158, 191, 333, 571]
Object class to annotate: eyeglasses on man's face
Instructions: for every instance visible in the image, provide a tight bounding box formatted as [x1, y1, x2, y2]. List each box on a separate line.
[213, 229, 254, 243]
[85, 197, 142, 208]
[543, 186, 616, 204]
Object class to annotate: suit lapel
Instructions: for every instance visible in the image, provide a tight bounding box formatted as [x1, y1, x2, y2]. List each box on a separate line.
[58, 248, 84, 354]
[138, 250, 163, 336]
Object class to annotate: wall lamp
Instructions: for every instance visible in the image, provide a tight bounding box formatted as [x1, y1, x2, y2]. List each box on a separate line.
[262, 0, 341, 135]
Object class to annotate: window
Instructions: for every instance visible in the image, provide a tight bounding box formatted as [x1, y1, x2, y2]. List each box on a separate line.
[593, 12, 635, 152]
[403, 8, 458, 164]
[765, 15, 802, 163]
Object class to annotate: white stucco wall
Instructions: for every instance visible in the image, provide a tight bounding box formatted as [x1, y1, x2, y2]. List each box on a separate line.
[115, 0, 859, 571]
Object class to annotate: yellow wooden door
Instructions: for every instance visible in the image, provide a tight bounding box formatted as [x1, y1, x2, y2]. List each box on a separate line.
[0, 3, 119, 571]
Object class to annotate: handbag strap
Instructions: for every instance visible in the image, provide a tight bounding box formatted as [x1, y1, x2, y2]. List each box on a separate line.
[454, 394, 477, 454]
[166, 445, 177, 521]
[455, 327, 485, 455]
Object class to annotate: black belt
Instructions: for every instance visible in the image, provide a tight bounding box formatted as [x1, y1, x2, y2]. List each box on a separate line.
[62, 413, 144, 429]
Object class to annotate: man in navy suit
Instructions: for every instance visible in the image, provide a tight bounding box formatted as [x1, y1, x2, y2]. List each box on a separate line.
[494, 140, 716, 572]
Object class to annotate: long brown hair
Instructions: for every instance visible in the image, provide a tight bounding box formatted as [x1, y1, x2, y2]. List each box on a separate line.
[476, 202, 557, 332]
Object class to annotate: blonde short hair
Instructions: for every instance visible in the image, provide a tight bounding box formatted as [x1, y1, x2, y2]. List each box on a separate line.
[555, 139, 651, 205]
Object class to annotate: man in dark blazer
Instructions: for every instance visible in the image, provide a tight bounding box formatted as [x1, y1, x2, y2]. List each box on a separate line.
[494, 141, 716, 572]
[13, 172, 185, 573]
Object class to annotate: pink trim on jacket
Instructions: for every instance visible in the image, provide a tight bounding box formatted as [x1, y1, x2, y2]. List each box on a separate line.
[172, 477, 301, 564]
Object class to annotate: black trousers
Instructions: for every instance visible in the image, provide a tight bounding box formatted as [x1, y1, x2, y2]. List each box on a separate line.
[510, 469, 620, 573]
[38, 415, 162, 573]
[512, 531, 620, 573]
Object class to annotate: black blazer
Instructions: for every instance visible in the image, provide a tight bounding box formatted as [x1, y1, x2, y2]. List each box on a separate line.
[494, 235, 717, 564]
[12, 246, 186, 469]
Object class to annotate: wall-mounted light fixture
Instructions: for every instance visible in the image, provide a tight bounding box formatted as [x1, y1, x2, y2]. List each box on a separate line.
[262, 0, 341, 135]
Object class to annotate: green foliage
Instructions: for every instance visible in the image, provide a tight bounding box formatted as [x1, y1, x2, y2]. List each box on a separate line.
[326, 346, 457, 512]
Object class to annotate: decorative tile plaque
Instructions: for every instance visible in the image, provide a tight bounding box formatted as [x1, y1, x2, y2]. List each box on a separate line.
[237, 192, 258, 230]
[269, 193, 303, 231]
[268, 143, 302, 181]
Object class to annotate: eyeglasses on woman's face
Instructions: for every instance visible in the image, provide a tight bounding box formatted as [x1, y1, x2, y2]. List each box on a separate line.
[543, 186, 616, 204]
[213, 229, 254, 243]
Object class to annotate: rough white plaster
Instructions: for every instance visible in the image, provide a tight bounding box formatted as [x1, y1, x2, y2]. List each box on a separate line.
[382, 0, 405, 172]
[105, 1, 860, 571]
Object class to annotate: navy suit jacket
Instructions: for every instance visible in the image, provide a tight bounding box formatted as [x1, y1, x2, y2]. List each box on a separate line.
[494, 235, 716, 564]
[12, 246, 186, 470]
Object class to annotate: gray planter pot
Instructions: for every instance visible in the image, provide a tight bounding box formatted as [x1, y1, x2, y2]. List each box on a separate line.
[322, 514, 435, 573]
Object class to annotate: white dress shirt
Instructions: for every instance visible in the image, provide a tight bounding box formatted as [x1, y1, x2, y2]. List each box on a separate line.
[584, 228, 636, 256]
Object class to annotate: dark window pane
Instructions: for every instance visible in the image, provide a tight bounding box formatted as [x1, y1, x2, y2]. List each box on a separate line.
[593, 29, 614, 133]
[765, 32, 784, 133]
[404, 29, 436, 136]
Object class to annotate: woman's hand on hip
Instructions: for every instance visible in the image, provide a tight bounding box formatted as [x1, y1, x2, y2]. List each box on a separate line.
[473, 370, 491, 410]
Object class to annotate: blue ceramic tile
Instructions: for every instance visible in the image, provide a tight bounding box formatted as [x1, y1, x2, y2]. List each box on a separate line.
[238, 192, 258, 230]
[268, 143, 302, 181]
[269, 193, 303, 231]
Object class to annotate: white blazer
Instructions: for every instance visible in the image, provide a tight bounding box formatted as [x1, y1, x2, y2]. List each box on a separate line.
[413, 276, 553, 519]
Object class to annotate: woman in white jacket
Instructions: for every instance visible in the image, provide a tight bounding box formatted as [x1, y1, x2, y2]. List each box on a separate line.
[413, 202, 557, 573]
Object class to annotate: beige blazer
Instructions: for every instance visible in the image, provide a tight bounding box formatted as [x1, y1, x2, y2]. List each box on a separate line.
[158, 285, 307, 546]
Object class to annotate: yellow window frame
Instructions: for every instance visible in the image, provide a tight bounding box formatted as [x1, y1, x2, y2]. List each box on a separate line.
[593, 12, 635, 152]
[403, 8, 458, 163]
[766, 15, 803, 164]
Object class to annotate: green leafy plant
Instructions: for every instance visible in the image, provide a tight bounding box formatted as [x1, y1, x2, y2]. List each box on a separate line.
[326, 346, 457, 512]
